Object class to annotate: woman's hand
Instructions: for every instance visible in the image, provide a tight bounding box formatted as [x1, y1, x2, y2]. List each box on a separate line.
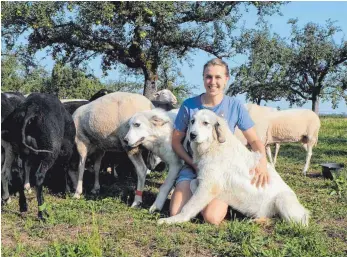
[249, 161, 269, 188]
[242, 128, 270, 188]
[192, 163, 199, 173]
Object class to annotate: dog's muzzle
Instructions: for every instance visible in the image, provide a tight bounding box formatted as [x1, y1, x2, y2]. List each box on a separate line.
[190, 132, 197, 141]
[124, 137, 145, 147]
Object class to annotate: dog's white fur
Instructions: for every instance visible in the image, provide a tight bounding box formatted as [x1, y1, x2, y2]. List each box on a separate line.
[158, 109, 309, 226]
[124, 108, 183, 212]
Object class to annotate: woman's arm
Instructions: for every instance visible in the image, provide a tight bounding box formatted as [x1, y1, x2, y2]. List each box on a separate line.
[242, 127, 270, 187]
[172, 129, 198, 172]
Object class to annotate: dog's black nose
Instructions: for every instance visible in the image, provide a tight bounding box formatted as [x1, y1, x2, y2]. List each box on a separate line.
[190, 132, 197, 140]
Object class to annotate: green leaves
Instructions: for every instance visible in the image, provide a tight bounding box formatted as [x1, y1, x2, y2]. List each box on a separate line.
[1, 1, 282, 98]
[228, 20, 347, 111]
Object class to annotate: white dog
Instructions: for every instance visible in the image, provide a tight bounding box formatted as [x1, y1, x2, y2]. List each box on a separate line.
[124, 108, 183, 213]
[158, 109, 309, 226]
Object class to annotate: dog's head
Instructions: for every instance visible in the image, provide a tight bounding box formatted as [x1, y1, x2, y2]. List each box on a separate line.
[188, 109, 226, 144]
[124, 109, 171, 148]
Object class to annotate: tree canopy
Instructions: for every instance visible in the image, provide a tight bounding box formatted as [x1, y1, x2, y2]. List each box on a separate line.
[228, 20, 347, 113]
[1, 1, 283, 98]
[227, 25, 291, 105]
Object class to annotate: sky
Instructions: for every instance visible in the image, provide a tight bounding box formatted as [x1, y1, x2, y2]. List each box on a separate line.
[31, 1, 347, 114]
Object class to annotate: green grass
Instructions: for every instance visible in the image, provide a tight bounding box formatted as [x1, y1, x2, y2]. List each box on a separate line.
[2, 116, 347, 257]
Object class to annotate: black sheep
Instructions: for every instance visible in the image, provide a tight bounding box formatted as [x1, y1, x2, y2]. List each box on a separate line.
[1, 93, 76, 219]
[1, 92, 26, 202]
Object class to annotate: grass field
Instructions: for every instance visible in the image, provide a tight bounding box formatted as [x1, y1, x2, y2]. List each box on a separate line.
[1, 116, 347, 257]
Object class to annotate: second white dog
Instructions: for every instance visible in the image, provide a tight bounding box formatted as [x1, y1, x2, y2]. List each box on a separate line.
[124, 108, 183, 213]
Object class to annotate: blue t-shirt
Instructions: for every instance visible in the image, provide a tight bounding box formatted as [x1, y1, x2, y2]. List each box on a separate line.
[174, 94, 254, 134]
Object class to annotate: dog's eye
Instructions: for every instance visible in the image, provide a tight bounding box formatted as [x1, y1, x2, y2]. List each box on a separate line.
[203, 121, 209, 126]
[134, 123, 141, 127]
[191, 119, 195, 124]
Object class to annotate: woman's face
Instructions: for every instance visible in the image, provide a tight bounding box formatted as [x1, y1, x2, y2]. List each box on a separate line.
[203, 65, 229, 97]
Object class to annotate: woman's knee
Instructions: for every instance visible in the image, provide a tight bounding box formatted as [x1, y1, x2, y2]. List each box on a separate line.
[202, 201, 228, 225]
[202, 211, 224, 225]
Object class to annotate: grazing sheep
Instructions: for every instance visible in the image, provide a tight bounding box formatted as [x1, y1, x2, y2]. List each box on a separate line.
[1, 93, 76, 219]
[1, 92, 26, 122]
[264, 109, 320, 175]
[123, 108, 183, 213]
[235, 104, 320, 175]
[72, 92, 154, 207]
[63, 90, 170, 189]
[158, 109, 309, 226]
[1, 92, 26, 202]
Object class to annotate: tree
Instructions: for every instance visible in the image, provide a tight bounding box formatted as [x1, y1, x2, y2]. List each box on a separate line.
[1, 53, 49, 93]
[1, 1, 283, 99]
[156, 58, 197, 104]
[45, 63, 104, 99]
[283, 19, 347, 113]
[1, 54, 23, 92]
[227, 26, 290, 104]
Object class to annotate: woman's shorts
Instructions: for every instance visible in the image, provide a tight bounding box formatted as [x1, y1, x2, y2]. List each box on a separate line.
[175, 164, 197, 185]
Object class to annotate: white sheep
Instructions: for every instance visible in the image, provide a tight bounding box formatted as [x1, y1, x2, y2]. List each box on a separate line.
[235, 104, 320, 175]
[264, 109, 320, 175]
[153, 89, 177, 105]
[72, 92, 154, 207]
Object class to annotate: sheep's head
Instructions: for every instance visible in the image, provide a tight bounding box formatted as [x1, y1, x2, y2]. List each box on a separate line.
[188, 109, 226, 144]
[153, 89, 177, 105]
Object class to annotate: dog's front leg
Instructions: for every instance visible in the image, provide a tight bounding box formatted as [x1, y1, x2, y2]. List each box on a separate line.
[158, 182, 219, 225]
[149, 162, 181, 213]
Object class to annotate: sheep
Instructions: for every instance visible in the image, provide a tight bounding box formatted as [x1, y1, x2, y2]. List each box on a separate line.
[72, 92, 155, 207]
[158, 109, 309, 226]
[235, 104, 320, 175]
[264, 109, 320, 175]
[1, 93, 76, 219]
[151, 89, 178, 111]
[62, 90, 174, 192]
[1, 92, 26, 122]
[1, 92, 26, 203]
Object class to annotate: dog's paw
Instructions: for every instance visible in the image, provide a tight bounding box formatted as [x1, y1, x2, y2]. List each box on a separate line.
[149, 204, 158, 214]
[157, 217, 172, 225]
[72, 193, 81, 199]
[131, 201, 142, 208]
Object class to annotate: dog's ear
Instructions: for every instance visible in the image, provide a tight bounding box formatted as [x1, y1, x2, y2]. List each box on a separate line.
[213, 120, 226, 143]
[150, 115, 168, 126]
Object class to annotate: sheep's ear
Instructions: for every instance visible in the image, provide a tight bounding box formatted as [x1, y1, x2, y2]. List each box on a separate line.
[150, 115, 167, 126]
[214, 121, 226, 143]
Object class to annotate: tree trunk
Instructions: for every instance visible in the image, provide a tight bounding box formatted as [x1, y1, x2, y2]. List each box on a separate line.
[256, 98, 262, 105]
[312, 94, 319, 114]
[143, 69, 157, 100]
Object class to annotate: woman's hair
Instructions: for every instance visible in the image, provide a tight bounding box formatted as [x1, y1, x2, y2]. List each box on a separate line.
[203, 58, 229, 77]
